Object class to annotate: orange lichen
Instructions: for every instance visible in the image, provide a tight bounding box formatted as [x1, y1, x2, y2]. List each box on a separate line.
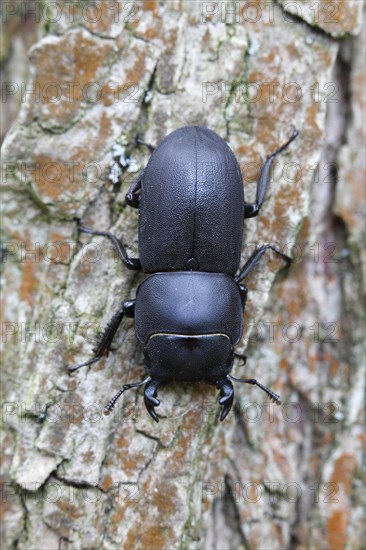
[143, 0, 158, 14]
[99, 111, 112, 140]
[124, 49, 147, 85]
[327, 509, 348, 550]
[48, 231, 73, 263]
[126, 524, 173, 549]
[279, 357, 290, 372]
[27, 30, 113, 127]
[81, 451, 94, 464]
[100, 474, 113, 492]
[330, 453, 356, 495]
[57, 498, 83, 520]
[305, 102, 322, 136]
[322, 0, 358, 30]
[122, 480, 178, 548]
[329, 359, 339, 377]
[261, 50, 277, 64]
[110, 503, 127, 526]
[32, 154, 79, 200]
[307, 353, 318, 373]
[19, 238, 38, 305]
[286, 43, 299, 59]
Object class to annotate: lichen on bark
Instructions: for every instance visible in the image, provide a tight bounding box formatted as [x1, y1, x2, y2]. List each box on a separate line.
[1, 1, 365, 549]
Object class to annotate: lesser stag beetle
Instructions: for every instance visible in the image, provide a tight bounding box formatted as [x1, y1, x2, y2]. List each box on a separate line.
[68, 125, 299, 422]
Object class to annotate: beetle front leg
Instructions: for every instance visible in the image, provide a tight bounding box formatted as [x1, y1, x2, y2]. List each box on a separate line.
[239, 283, 247, 307]
[104, 375, 152, 415]
[126, 134, 157, 207]
[80, 227, 141, 270]
[125, 170, 144, 208]
[234, 352, 247, 365]
[144, 379, 161, 423]
[67, 301, 135, 373]
[244, 128, 299, 218]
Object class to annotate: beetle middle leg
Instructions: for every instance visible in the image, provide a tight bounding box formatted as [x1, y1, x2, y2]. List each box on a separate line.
[67, 300, 135, 373]
[80, 227, 141, 270]
[244, 127, 299, 218]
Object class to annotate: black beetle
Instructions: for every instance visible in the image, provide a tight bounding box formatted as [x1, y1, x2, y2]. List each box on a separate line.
[68, 125, 299, 421]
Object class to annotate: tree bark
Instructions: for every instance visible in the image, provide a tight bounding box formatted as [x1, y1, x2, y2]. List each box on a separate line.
[1, 1, 364, 549]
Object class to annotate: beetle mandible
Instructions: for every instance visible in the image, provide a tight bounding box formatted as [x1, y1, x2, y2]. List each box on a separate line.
[68, 125, 299, 422]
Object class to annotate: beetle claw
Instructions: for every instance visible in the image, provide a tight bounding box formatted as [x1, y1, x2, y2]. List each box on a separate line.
[217, 378, 234, 421]
[144, 380, 161, 423]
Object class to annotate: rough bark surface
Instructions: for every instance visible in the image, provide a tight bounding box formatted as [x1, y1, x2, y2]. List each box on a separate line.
[1, 1, 365, 549]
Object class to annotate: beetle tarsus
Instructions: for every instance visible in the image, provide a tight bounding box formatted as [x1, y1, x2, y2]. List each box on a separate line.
[144, 379, 161, 423]
[271, 127, 299, 157]
[228, 374, 281, 404]
[217, 378, 234, 421]
[67, 355, 102, 373]
[104, 376, 152, 415]
[235, 244, 291, 284]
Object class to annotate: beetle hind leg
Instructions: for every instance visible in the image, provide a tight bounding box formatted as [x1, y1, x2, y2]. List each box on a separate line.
[216, 378, 234, 421]
[244, 127, 299, 218]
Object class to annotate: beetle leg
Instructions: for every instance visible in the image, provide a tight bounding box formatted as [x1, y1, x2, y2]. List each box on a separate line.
[228, 374, 281, 404]
[216, 378, 234, 421]
[79, 226, 141, 270]
[136, 137, 155, 152]
[144, 379, 161, 423]
[104, 376, 152, 415]
[244, 127, 299, 218]
[67, 303, 132, 373]
[234, 352, 247, 366]
[126, 169, 144, 208]
[239, 283, 248, 307]
[235, 244, 291, 283]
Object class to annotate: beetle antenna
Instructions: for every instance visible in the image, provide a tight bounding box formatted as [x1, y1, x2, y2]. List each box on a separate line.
[104, 376, 152, 415]
[228, 374, 281, 404]
[269, 126, 299, 158]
